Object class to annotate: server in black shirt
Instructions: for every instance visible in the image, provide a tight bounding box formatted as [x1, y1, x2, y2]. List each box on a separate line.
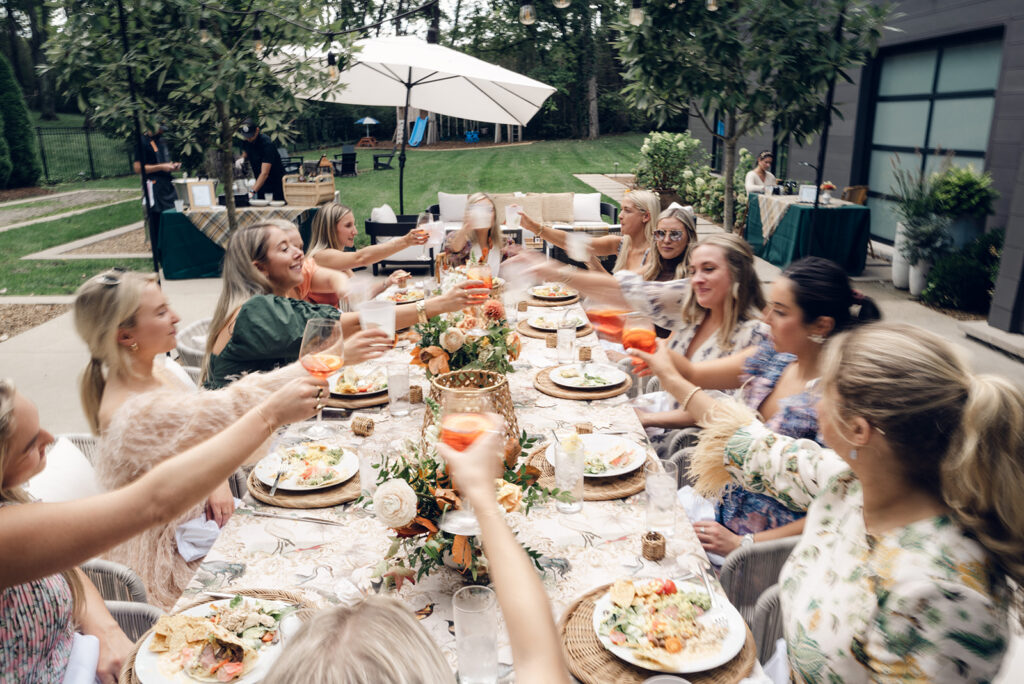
[238, 119, 285, 201]
[134, 125, 180, 263]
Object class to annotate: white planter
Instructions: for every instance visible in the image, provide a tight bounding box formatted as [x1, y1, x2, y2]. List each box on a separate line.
[908, 260, 932, 297]
[892, 222, 910, 290]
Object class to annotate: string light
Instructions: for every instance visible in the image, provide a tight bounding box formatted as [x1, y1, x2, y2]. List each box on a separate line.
[326, 51, 339, 80]
[199, 16, 211, 44]
[553, 0, 571, 8]
[628, 0, 644, 25]
[706, 0, 719, 10]
[519, 1, 537, 25]
[252, 23, 263, 52]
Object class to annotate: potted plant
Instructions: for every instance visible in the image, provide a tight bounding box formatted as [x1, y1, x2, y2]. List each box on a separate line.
[633, 131, 709, 208]
[930, 164, 999, 248]
[889, 157, 941, 292]
[899, 218, 953, 296]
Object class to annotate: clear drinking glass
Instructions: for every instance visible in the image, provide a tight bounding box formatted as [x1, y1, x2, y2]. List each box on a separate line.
[554, 438, 584, 514]
[298, 318, 344, 439]
[415, 212, 432, 260]
[437, 389, 497, 536]
[622, 312, 657, 354]
[645, 460, 678, 535]
[453, 585, 499, 684]
[386, 362, 411, 417]
[556, 313, 576, 364]
[464, 263, 492, 337]
[504, 203, 522, 228]
[357, 300, 397, 339]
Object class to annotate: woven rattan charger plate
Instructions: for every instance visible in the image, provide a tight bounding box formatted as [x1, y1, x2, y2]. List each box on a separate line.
[527, 444, 652, 500]
[559, 583, 756, 684]
[523, 293, 580, 307]
[534, 366, 632, 400]
[247, 468, 360, 508]
[516, 319, 594, 340]
[119, 588, 315, 684]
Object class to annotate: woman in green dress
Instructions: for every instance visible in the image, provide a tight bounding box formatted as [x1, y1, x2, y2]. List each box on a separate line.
[202, 222, 478, 389]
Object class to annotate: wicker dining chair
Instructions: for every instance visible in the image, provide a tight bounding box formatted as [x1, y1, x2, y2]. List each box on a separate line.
[54, 433, 99, 464]
[176, 317, 211, 367]
[105, 601, 164, 642]
[81, 558, 148, 603]
[752, 583, 785, 663]
[718, 537, 798, 650]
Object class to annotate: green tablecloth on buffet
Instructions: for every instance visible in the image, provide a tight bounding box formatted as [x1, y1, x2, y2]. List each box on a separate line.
[745, 194, 870, 275]
[159, 207, 318, 280]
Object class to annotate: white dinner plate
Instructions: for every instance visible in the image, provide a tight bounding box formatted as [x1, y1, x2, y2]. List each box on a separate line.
[385, 288, 426, 304]
[543, 434, 645, 478]
[328, 368, 389, 398]
[268, 200, 286, 207]
[134, 598, 298, 683]
[592, 580, 746, 674]
[253, 444, 358, 492]
[527, 314, 586, 331]
[549, 363, 627, 390]
[248, 199, 269, 207]
[530, 282, 578, 300]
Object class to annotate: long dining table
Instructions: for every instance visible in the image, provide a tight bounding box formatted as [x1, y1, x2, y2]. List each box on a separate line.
[172, 304, 710, 673]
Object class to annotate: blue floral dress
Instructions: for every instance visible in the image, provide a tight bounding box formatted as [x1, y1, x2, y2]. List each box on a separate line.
[716, 337, 819, 535]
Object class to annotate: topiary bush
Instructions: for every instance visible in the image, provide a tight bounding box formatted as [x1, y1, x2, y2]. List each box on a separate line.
[0, 52, 42, 188]
[921, 229, 1004, 313]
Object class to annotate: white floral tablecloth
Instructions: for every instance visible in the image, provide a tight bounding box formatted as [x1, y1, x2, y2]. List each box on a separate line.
[177, 313, 706, 670]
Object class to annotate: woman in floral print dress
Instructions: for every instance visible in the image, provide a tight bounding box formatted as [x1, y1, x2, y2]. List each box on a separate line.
[635, 322, 1023, 681]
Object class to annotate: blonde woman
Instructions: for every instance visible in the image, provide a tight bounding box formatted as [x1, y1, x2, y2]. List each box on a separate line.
[306, 202, 425, 306]
[518, 189, 661, 275]
[73, 269, 358, 609]
[643, 204, 698, 282]
[648, 322, 1024, 680]
[0, 376, 321, 682]
[265, 427, 570, 684]
[204, 223, 480, 389]
[442, 192, 514, 274]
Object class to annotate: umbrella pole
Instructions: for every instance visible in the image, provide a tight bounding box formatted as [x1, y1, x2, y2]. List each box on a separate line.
[398, 69, 412, 215]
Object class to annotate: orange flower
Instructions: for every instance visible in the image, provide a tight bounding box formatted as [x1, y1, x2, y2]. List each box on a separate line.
[483, 299, 505, 321]
[432, 487, 461, 512]
[394, 515, 439, 538]
[495, 479, 523, 513]
[457, 314, 480, 331]
[506, 333, 522, 360]
[451, 534, 473, 571]
[418, 346, 450, 375]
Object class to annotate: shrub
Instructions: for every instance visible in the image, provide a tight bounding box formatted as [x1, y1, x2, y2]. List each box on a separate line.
[921, 229, 1004, 313]
[0, 105, 10, 188]
[633, 131, 709, 193]
[0, 52, 41, 188]
[930, 165, 998, 219]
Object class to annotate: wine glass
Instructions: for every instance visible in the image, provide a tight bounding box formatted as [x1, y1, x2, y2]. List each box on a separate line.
[621, 312, 659, 408]
[464, 263, 492, 336]
[415, 212, 432, 260]
[298, 318, 345, 439]
[438, 388, 499, 536]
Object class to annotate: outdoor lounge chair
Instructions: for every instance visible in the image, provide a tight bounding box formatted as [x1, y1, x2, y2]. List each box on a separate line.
[176, 317, 211, 367]
[373, 148, 397, 170]
[365, 215, 434, 276]
[333, 152, 358, 177]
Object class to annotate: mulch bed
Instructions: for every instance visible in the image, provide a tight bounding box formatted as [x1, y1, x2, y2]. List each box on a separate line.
[66, 228, 150, 255]
[0, 304, 70, 342]
[0, 187, 55, 203]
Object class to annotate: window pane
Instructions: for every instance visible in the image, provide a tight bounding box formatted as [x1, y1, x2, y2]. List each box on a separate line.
[937, 40, 1003, 93]
[867, 197, 900, 242]
[872, 101, 930, 148]
[879, 50, 937, 96]
[868, 150, 919, 198]
[928, 97, 995, 152]
[924, 151, 979, 179]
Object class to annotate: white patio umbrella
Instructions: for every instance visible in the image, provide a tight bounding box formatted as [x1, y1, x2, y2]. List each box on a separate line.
[311, 36, 556, 213]
[354, 116, 379, 137]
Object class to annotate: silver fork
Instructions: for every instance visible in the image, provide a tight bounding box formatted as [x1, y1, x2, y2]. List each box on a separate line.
[269, 466, 287, 496]
[696, 563, 729, 630]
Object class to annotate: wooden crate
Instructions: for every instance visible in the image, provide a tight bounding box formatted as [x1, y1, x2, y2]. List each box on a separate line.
[282, 174, 334, 206]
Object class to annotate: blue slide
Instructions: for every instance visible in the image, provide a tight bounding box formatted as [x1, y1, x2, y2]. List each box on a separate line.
[408, 116, 428, 147]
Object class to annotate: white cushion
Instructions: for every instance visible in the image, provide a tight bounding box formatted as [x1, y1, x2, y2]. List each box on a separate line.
[370, 204, 398, 224]
[437, 192, 468, 223]
[573, 192, 602, 222]
[26, 438, 105, 502]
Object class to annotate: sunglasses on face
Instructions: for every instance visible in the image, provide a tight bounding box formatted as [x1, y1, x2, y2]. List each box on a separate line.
[94, 266, 128, 286]
[653, 230, 687, 242]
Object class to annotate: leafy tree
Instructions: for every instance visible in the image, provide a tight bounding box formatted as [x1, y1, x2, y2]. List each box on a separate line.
[617, 0, 889, 230]
[0, 99, 11, 188]
[0, 50, 40, 187]
[46, 0, 350, 229]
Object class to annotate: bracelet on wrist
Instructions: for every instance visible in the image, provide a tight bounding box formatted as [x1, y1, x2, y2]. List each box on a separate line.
[254, 405, 277, 436]
[680, 385, 702, 412]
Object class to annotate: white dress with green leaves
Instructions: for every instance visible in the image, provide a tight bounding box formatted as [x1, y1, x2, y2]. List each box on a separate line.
[721, 421, 1009, 683]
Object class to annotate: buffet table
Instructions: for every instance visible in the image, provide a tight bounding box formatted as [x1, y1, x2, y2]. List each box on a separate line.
[158, 206, 319, 280]
[172, 313, 743, 680]
[745, 193, 870, 275]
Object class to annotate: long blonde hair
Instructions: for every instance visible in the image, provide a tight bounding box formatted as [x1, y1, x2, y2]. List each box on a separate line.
[0, 379, 85, 611]
[613, 189, 660, 274]
[73, 269, 157, 435]
[307, 202, 353, 257]
[643, 205, 698, 281]
[264, 597, 456, 684]
[464, 192, 502, 253]
[679, 234, 765, 348]
[822, 322, 1024, 625]
[201, 225, 277, 383]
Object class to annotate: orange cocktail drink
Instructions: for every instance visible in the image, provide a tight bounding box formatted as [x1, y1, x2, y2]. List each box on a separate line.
[440, 413, 492, 452]
[301, 352, 343, 379]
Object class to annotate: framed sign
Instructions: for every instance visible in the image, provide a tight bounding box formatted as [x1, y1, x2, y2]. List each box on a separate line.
[798, 185, 818, 203]
[187, 181, 216, 209]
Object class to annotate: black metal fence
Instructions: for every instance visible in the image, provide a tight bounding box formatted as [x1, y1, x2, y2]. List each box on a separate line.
[35, 127, 133, 183]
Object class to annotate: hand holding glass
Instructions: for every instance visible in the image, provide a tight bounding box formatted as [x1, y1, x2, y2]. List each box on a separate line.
[415, 212, 432, 259]
[438, 390, 497, 536]
[622, 312, 656, 354]
[298, 318, 344, 438]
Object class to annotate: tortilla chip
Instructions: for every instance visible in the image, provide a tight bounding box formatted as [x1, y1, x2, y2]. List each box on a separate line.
[610, 580, 636, 608]
[149, 614, 217, 653]
[634, 644, 679, 669]
[185, 624, 259, 682]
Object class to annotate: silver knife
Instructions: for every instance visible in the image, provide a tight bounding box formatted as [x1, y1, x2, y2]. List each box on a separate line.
[269, 468, 285, 496]
[250, 510, 347, 527]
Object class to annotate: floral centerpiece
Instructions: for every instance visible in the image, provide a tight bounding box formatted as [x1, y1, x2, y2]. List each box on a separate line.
[366, 402, 564, 586]
[410, 299, 521, 377]
[819, 181, 837, 191]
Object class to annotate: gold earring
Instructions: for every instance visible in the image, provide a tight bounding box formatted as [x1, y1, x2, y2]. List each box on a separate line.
[129, 342, 139, 352]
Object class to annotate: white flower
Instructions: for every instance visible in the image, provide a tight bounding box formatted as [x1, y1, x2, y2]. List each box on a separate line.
[683, 169, 694, 179]
[423, 424, 440, 449]
[373, 479, 418, 528]
[695, 178, 706, 187]
[440, 328, 465, 354]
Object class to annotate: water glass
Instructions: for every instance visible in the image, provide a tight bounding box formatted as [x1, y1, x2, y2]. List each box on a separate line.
[387, 363, 411, 417]
[505, 203, 522, 228]
[357, 300, 397, 338]
[358, 449, 382, 501]
[645, 460, 677, 535]
[173, 199, 185, 212]
[554, 440, 584, 514]
[556, 316, 576, 364]
[453, 586, 499, 684]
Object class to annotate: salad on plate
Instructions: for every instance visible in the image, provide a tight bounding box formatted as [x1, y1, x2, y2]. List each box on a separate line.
[551, 364, 625, 389]
[527, 314, 585, 331]
[388, 288, 425, 304]
[255, 442, 357, 490]
[332, 367, 387, 396]
[531, 282, 578, 299]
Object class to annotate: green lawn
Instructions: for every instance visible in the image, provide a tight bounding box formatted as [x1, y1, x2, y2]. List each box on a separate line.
[0, 203, 152, 295]
[0, 133, 644, 294]
[28, 112, 89, 129]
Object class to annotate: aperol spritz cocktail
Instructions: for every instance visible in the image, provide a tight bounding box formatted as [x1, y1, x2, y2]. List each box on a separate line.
[583, 308, 629, 343]
[622, 312, 657, 354]
[299, 318, 344, 438]
[437, 389, 498, 536]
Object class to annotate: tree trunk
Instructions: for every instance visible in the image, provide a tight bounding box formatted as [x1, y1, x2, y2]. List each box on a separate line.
[26, 2, 55, 119]
[451, 0, 463, 44]
[216, 100, 237, 232]
[587, 74, 599, 140]
[722, 111, 738, 233]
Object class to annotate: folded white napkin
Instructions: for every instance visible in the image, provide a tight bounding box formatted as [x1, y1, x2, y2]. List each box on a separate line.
[62, 633, 100, 684]
[761, 639, 790, 684]
[678, 486, 726, 566]
[175, 498, 243, 562]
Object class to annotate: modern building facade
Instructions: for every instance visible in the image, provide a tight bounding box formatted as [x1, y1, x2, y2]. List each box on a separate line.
[686, 1, 1024, 334]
